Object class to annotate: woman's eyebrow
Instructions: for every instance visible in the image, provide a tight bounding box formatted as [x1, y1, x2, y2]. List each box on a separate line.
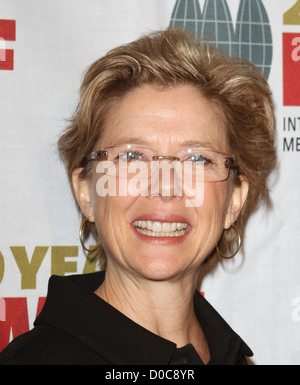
[107, 136, 149, 146]
[178, 140, 217, 150]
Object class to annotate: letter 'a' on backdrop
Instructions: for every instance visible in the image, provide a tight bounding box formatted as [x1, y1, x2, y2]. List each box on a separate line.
[0, 0, 300, 365]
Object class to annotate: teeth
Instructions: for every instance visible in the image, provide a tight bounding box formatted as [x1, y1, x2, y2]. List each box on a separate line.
[133, 220, 188, 237]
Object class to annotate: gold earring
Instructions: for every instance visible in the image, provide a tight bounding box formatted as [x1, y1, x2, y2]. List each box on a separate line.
[216, 223, 241, 260]
[79, 216, 101, 253]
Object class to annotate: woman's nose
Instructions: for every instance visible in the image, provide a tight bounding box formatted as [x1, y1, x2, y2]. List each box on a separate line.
[149, 160, 183, 202]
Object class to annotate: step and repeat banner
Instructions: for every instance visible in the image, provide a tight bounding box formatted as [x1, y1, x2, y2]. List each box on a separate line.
[0, 0, 299, 365]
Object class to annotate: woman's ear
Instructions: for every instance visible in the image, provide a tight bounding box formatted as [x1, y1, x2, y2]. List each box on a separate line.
[224, 176, 249, 229]
[72, 168, 95, 221]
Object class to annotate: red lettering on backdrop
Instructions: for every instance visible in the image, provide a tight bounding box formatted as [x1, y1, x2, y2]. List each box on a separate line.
[0, 297, 46, 351]
[0, 19, 15, 40]
[0, 298, 29, 351]
[283, 33, 300, 106]
[0, 19, 16, 70]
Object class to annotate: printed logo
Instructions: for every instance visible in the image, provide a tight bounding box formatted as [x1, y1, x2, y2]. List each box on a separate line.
[284, 0, 300, 25]
[0, 19, 16, 70]
[283, 33, 300, 106]
[94, 158, 205, 208]
[170, 0, 273, 79]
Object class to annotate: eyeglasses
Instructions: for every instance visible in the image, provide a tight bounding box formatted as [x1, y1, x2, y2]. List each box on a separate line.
[84, 144, 237, 183]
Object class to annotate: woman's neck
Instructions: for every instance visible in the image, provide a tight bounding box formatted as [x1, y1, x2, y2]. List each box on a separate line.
[94, 263, 210, 363]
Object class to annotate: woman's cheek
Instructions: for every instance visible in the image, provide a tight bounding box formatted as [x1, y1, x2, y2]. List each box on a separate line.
[198, 182, 230, 229]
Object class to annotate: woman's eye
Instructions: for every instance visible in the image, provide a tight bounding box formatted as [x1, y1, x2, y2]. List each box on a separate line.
[118, 151, 143, 161]
[189, 154, 212, 164]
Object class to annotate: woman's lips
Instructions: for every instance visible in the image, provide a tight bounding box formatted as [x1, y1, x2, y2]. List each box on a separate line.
[133, 213, 190, 224]
[131, 213, 191, 244]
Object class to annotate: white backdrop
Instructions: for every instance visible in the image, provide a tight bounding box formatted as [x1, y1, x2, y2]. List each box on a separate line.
[0, 0, 300, 365]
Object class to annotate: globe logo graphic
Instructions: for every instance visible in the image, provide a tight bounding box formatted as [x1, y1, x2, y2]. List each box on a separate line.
[170, 0, 273, 79]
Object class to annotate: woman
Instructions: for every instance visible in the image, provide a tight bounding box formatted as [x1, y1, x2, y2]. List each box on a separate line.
[0, 29, 276, 365]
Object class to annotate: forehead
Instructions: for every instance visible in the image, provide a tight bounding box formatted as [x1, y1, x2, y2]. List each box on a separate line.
[100, 84, 228, 152]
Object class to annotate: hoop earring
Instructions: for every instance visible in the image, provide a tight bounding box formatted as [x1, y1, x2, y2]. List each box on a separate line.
[216, 223, 241, 260]
[79, 216, 101, 253]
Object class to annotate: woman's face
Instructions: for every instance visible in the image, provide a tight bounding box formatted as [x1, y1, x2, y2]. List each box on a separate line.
[74, 84, 248, 282]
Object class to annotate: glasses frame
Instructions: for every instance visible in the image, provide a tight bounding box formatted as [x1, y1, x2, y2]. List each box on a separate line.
[83, 146, 238, 182]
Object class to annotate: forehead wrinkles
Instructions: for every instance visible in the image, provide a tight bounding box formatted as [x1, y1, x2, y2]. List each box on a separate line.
[106, 85, 207, 124]
[100, 85, 228, 151]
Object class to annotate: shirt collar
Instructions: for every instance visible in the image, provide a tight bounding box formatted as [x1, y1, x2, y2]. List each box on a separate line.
[35, 271, 252, 365]
[193, 291, 253, 364]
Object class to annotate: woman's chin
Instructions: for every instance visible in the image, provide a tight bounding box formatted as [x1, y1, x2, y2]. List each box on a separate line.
[129, 256, 191, 282]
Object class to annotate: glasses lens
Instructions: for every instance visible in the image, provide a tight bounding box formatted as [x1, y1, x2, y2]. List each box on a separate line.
[180, 148, 231, 182]
[102, 145, 152, 178]
[96, 145, 232, 182]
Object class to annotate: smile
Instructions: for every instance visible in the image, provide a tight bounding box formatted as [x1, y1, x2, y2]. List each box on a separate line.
[133, 220, 188, 237]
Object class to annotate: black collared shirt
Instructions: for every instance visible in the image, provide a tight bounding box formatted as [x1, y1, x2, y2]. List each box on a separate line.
[0, 271, 253, 365]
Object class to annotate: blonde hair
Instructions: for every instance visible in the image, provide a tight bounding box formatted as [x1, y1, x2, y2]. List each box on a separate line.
[58, 28, 276, 262]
